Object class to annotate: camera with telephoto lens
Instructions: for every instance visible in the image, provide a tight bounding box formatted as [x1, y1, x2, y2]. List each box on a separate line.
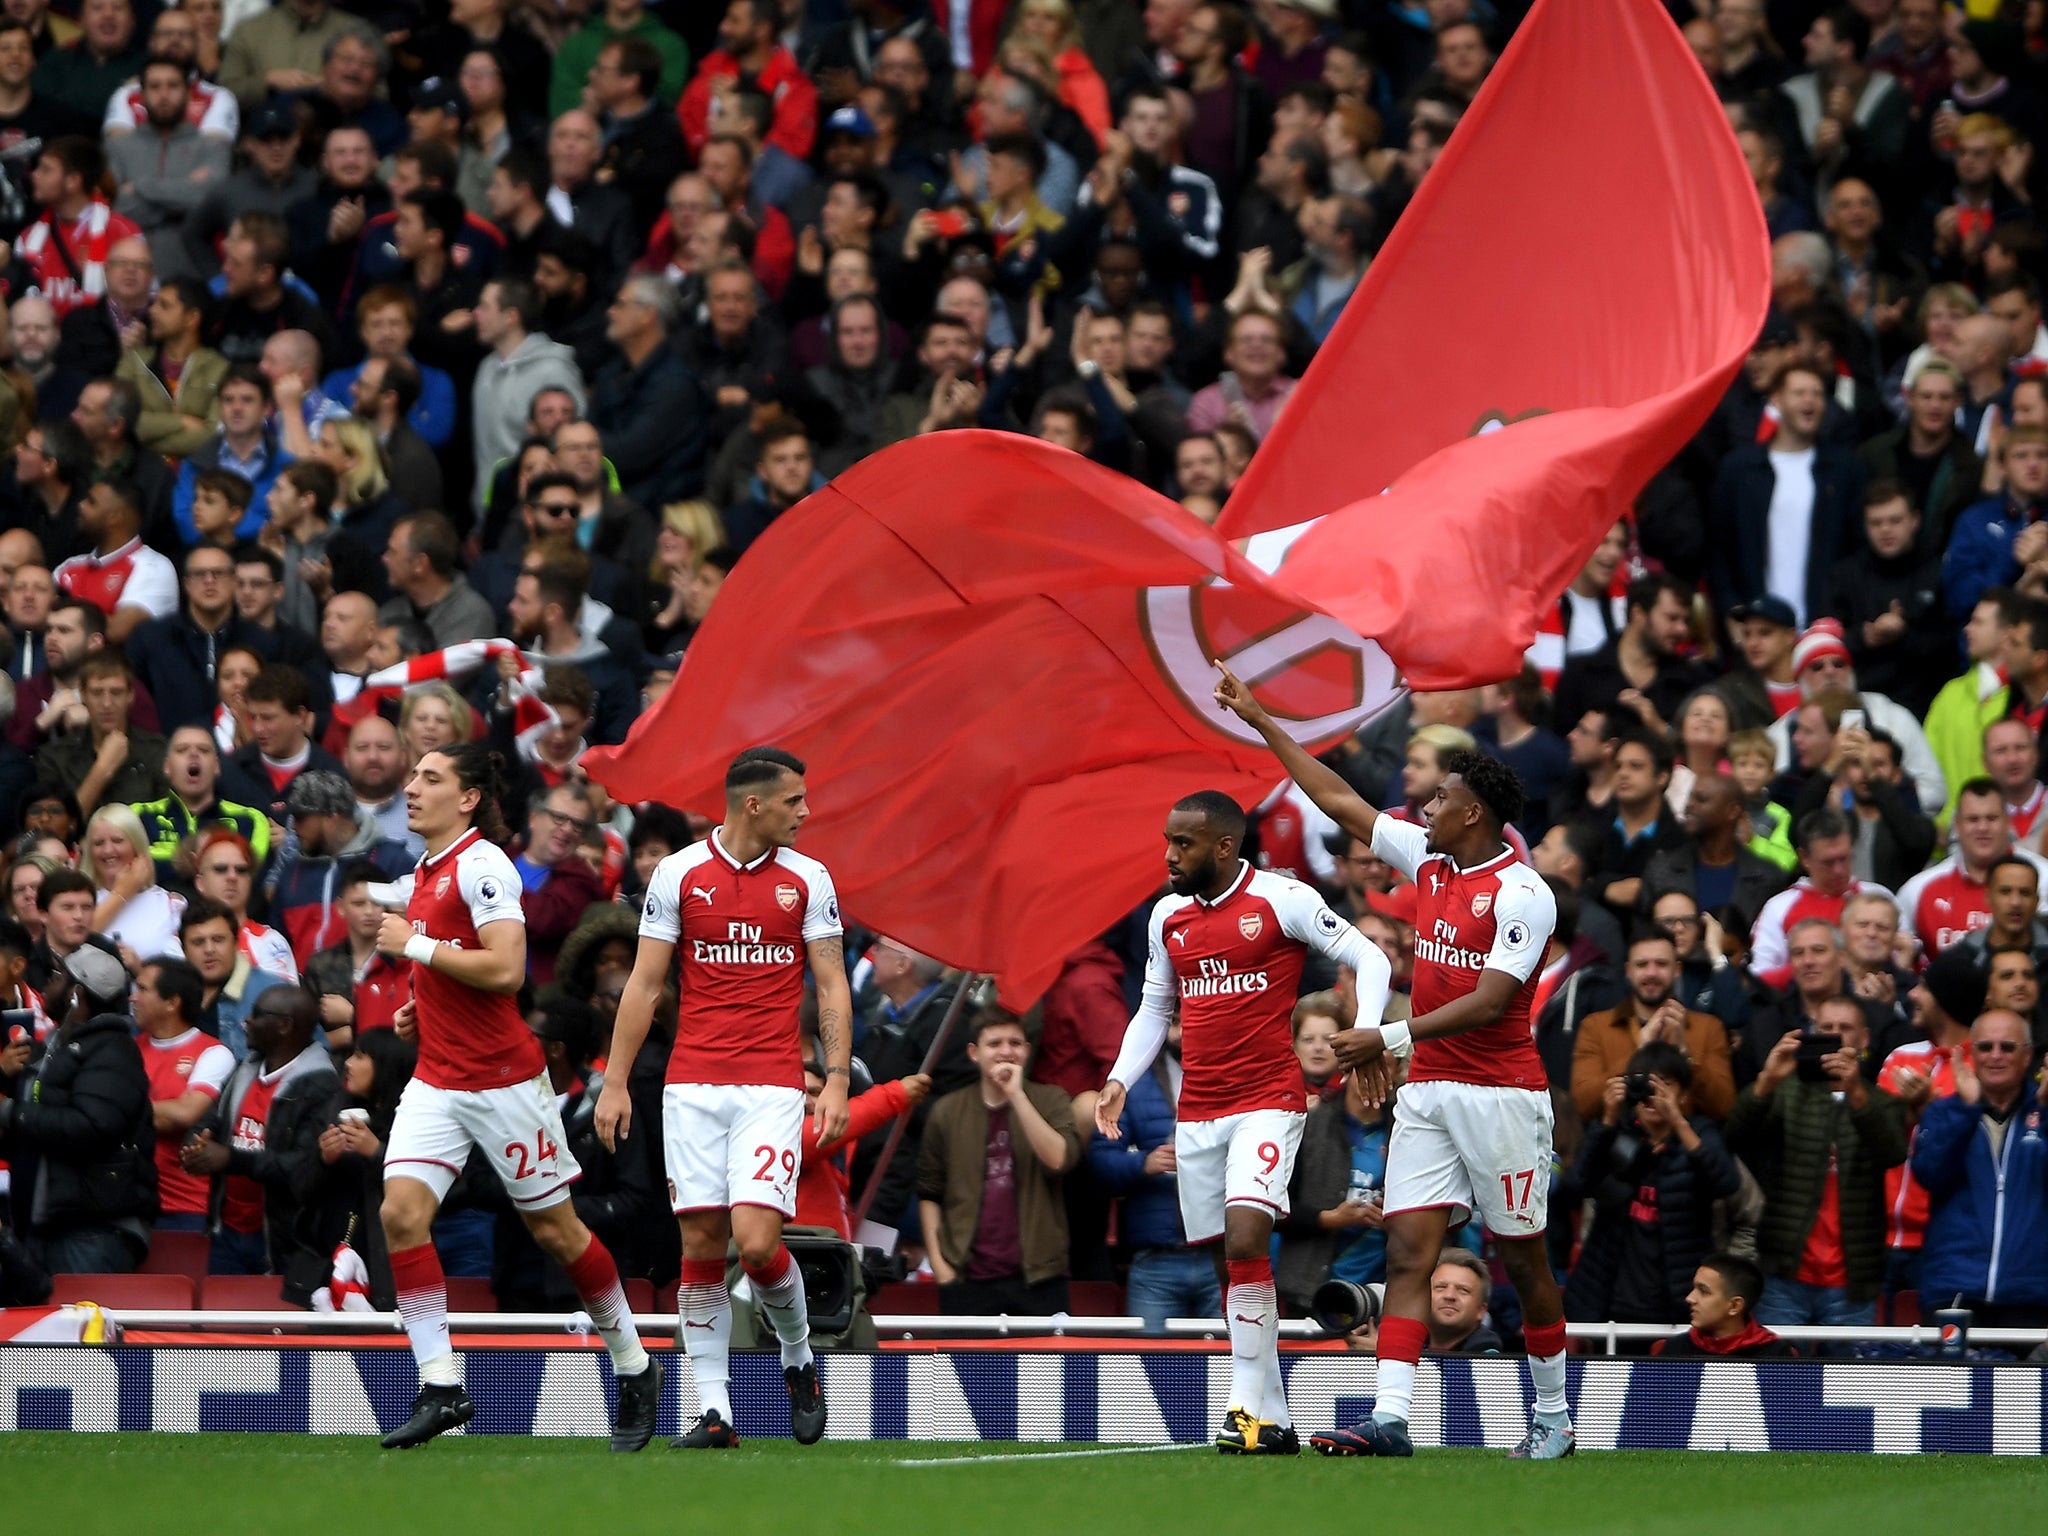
[1310, 1278, 1383, 1338]
[1796, 1032, 1843, 1084]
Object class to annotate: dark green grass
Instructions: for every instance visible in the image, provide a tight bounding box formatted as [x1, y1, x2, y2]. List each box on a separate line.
[3, 1436, 2042, 1536]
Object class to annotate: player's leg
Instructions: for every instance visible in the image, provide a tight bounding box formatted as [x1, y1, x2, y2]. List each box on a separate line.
[1170, 1116, 1250, 1452]
[668, 1084, 740, 1448]
[376, 1079, 473, 1448]
[727, 1086, 825, 1444]
[1463, 1086, 1572, 1459]
[518, 1200, 662, 1451]
[1313, 1083, 1458, 1458]
[1219, 1109, 1303, 1454]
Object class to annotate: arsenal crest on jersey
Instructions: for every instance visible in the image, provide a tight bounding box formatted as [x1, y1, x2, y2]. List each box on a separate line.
[436, 875, 453, 898]
[1238, 911, 1263, 941]
[775, 884, 800, 911]
[1470, 891, 1492, 918]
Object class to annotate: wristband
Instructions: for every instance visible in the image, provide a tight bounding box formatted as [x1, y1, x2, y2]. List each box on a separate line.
[403, 934, 439, 968]
[1377, 1019, 1413, 1055]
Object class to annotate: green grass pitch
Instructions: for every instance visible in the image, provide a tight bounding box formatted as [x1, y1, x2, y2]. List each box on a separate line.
[5, 1435, 2043, 1536]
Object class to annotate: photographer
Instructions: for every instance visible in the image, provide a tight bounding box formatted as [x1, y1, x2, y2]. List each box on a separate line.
[1277, 1061, 1395, 1317]
[1725, 994, 1908, 1343]
[1562, 1042, 1741, 1331]
[0, 947, 157, 1272]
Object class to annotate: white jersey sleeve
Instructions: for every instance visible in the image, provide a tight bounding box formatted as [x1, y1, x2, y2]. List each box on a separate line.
[197, 82, 239, 139]
[189, 1041, 235, 1097]
[1106, 896, 1182, 1090]
[457, 841, 526, 929]
[1484, 870, 1556, 984]
[800, 860, 842, 943]
[638, 849, 689, 943]
[1270, 879, 1394, 1027]
[101, 82, 139, 134]
[1370, 816, 1430, 881]
[120, 547, 178, 617]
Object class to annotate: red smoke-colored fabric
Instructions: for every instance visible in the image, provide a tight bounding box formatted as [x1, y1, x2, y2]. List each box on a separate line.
[585, 0, 1767, 1005]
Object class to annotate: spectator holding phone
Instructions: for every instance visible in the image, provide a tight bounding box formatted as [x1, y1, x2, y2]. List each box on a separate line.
[1725, 994, 1908, 1344]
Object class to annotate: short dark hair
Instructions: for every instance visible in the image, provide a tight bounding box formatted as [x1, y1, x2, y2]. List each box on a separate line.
[1988, 853, 2040, 889]
[0, 917, 29, 961]
[1439, 749, 1524, 831]
[232, 542, 284, 582]
[1699, 1251, 1767, 1322]
[726, 746, 806, 796]
[395, 140, 458, 191]
[144, 955, 204, 1025]
[1821, 5, 1870, 59]
[38, 867, 96, 910]
[216, 362, 271, 403]
[536, 663, 595, 722]
[983, 130, 1047, 183]
[1625, 1038, 1693, 1088]
[245, 663, 309, 714]
[179, 894, 236, 939]
[399, 511, 460, 578]
[1611, 724, 1674, 777]
[281, 458, 337, 507]
[1172, 789, 1248, 844]
[191, 467, 253, 514]
[1625, 570, 1690, 619]
[498, 145, 547, 199]
[1958, 775, 2005, 811]
[336, 859, 384, 894]
[488, 275, 542, 332]
[629, 804, 692, 856]
[402, 189, 466, 248]
[1543, 872, 1579, 947]
[605, 34, 663, 98]
[379, 354, 423, 416]
[40, 135, 103, 191]
[35, 419, 91, 486]
[1864, 476, 1914, 512]
[1794, 805, 1851, 849]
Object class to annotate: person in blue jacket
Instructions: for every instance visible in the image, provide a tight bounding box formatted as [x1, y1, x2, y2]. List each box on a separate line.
[1941, 428, 2048, 620]
[1911, 1007, 2048, 1326]
[1088, 1050, 1218, 1335]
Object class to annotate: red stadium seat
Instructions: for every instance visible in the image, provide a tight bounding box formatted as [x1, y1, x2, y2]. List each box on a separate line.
[200, 1274, 293, 1310]
[50, 1273, 195, 1309]
[623, 1279, 657, 1315]
[446, 1277, 497, 1313]
[1067, 1281, 1125, 1317]
[139, 1230, 211, 1287]
[872, 1281, 940, 1314]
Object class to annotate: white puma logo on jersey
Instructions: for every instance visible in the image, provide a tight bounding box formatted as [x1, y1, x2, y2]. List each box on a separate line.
[1171, 930, 1189, 946]
[690, 886, 717, 905]
[1430, 871, 1444, 894]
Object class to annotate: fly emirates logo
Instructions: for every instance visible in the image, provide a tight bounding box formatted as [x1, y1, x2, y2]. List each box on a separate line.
[1180, 955, 1270, 999]
[694, 920, 798, 966]
[1415, 917, 1488, 971]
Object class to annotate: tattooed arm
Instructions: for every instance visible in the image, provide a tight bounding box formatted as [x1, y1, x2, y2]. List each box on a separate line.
[807, 934, 852, 1141]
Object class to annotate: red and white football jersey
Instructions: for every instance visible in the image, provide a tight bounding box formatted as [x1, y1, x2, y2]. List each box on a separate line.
[1749, 876, 1894, 980]
[53, 537, 176, 621]
[1142, 863, 1373, 1121]
[641, 829, 841, 1090]
[142, 1026, 233, 1217]
[400, 827, 541, 1090]
[1877, 1037, 1969, 1251]
[1897, 850, 2048, 957]
[1370, 818, 1554, 1089]
[240, 920, 298, 983]
[221, 1066, 283, 1233]
[104, 76, 238, 139]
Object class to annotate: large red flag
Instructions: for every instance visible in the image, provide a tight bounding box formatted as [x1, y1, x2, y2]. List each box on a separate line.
[584, 0, 1767, 1005]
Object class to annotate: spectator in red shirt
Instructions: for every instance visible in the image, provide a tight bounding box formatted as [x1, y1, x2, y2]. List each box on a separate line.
[302, 861, 408, 1048]
[680, 0, 817, 163]
[795, 1058, 928, 1239]
[135, 955, 231, 1231]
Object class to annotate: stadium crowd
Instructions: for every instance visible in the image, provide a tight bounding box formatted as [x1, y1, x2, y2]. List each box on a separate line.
[0, 0, 2043, 1358]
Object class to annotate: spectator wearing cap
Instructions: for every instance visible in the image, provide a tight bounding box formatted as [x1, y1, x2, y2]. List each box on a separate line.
[680, 0, 816, 162]
[393, 75, 493, 224]
[0, 943, 156, 1272]
[1763, 621, 1947, 814]
[1944, 426, 2048, 621]
[1715, 594, 1802, 729]
[179, 101, 316, 279]
[264, 768, 412, 968]
[1707, 357, 1867, 627]
[1875, 944, 1984, 1297]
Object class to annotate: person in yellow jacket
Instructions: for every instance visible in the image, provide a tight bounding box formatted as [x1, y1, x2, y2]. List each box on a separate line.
[1924, 595, 2016, 832]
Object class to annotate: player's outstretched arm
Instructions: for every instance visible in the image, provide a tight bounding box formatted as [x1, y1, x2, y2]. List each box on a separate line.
[1212, 663, 1381, 843]
[595, 935, 676, 1151]
[808, 935, 853, 1143]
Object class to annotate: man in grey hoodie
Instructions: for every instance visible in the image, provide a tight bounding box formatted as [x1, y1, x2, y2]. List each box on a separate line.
[470, 275, 586, 517]
[505, 562, 639, 744]
[106, 56, 231, 271]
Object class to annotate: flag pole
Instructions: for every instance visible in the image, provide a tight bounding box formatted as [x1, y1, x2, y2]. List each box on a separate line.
[849, 972, 983, 1229]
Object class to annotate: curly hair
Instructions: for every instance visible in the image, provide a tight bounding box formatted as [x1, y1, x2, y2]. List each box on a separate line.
[1439, 748, 1525, 833]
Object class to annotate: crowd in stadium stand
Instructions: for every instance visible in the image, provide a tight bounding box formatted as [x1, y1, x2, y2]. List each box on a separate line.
[0, 0, 2044, 1357]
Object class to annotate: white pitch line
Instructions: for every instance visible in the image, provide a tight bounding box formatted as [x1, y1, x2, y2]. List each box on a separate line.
[894, 1444, 1206, 1467]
